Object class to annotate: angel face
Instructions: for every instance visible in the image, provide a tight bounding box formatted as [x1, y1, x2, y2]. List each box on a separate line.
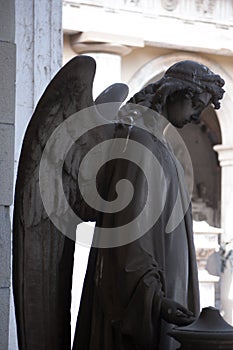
[165, 91, 212, 128]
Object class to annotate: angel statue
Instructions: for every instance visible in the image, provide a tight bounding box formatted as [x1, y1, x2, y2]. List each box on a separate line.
[13, 55, 225, 350]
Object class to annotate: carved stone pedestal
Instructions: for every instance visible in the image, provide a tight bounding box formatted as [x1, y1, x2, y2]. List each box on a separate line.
[168, 307, 233, 350]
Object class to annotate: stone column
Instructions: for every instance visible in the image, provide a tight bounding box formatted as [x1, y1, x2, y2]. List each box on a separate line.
[214, 144, 233, 324]
[70, 34, 131, 97]
[0, 1, 16, 349]
[15, 0, 63, 163]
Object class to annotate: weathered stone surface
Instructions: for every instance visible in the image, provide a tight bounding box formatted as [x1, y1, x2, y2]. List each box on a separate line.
[0, 124, 14, 205]
[0, 2, 16, 349]
[0, 206, 11, 288]
[0, 41, 16, 125]
[0, 288, 10, 350]
[15, 0, 62, 162]
[0, 1, 15, 42]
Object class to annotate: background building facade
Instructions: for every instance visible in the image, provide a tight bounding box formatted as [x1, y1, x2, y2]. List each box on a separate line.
[63, 0, 233, 326]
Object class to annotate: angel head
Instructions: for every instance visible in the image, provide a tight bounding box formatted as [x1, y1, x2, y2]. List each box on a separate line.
[128, 60, 225, 128]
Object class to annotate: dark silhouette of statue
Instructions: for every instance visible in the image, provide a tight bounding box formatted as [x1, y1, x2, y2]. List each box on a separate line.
[13, 56, 225, 350]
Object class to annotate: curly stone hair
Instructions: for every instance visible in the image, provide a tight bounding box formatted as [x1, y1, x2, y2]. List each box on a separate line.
[127, 60, 225, 114]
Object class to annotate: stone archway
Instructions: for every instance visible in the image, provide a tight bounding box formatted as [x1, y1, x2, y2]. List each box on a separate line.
[128, 52, 233, 233]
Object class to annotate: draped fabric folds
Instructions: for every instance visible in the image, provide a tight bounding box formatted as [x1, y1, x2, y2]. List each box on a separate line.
[73, 122, 199, 350]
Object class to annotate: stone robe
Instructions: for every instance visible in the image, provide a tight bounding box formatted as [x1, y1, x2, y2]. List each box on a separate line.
[73, 116, 200, 350]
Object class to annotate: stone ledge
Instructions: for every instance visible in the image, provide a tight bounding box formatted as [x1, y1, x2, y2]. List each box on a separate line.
[63, 2, 233, 56]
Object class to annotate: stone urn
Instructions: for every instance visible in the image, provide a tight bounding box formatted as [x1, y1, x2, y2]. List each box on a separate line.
[168, 306, 233, 349]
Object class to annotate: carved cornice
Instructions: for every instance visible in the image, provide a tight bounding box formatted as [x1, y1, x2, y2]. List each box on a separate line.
[214, 145, 233, 167]
[64, 0, 233, 25]
[71, 41, 132, 56]
[70, 32, 137, 56]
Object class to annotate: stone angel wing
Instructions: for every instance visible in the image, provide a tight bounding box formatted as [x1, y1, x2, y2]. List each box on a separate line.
[13, 55, 128, 350]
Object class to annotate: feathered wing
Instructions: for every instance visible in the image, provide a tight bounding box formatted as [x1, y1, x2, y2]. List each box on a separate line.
[13, 54, 129, 350]
[13, 56, 97, 350]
